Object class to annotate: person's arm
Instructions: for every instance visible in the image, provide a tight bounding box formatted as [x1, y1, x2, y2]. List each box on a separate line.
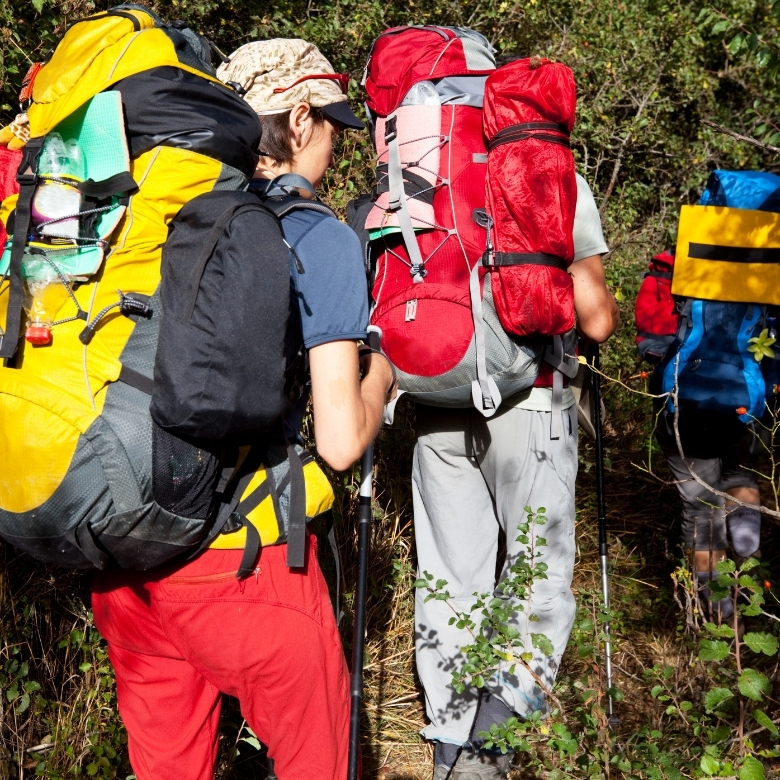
[570, 254, 620, 343]
[309, 339, 393, 471]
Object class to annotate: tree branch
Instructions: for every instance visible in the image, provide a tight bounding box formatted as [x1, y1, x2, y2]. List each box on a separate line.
[599, 66, 664, 214]
[701, 119, 780, 154]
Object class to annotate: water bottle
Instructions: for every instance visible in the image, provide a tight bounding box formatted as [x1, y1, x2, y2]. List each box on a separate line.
[31, 133, 85, 241]
[22, 257, 73, 345]
[400, 80, 439, 106]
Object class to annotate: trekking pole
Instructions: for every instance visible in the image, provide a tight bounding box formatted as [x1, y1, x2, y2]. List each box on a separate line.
[591, 344, 620, 730]
[348, 445, 374, 780]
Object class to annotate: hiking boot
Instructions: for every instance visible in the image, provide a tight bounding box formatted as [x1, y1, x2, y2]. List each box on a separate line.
[433, 748, 513, 779]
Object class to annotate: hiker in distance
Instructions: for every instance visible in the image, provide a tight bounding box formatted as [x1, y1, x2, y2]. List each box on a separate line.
[635, 169, 778, 624]
[92, 39, 394, 780]
[353, 28, 620, 779]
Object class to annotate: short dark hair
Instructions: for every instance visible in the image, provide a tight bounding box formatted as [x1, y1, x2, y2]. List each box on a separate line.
[257, 106, 327, 164]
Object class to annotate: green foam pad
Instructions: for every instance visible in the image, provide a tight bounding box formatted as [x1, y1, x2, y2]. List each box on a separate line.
[1, 93, 130, 278]
[54, 91, 130, 183]
[0, 204, 125, 277]
[1, 242, 106, 279]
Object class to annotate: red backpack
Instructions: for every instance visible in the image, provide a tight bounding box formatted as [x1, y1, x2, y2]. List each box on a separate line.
[635, 250, 679, 360]
[357, 27, 578, 419]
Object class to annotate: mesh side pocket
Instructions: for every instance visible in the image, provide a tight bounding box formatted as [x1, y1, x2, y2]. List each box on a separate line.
[151, 423, 221, 519]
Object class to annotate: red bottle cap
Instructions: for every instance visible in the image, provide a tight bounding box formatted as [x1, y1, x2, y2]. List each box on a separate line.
[25, 325, 52, 345]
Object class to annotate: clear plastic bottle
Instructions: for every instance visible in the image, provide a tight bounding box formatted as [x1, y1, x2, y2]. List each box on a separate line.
[400, 80, 440, 106]
[22, 258, 72, 346]
[31, 133, 85, 241]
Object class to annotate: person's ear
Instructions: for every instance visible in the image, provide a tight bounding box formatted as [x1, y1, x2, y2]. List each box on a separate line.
[288, 102, 312, 152]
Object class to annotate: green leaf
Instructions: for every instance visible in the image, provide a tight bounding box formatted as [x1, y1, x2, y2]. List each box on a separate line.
[651, 685, 665, 699]
[79, 662, 92, 673]
[744, 632, 779, 656]
[699, 639, 730, 662]
[739, 755, 765, 780]
[704, 687, 734, 712]
[753, 708, 779, 736]
[712, 19, 732, 34]
[86, 763, 99, 777]
[729, 33, 746, 55]
[15, 693, 30, 713]
[240, 736, 261, 750]
[704, 622, 735, 639]
[531, 633, 554, 656]
[31, 0, 45, 11]
[701, 754, 720, 775]
[738, 668, 772, 701]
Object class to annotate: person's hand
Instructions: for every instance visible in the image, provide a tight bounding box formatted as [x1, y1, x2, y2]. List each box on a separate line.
[359, 346, 396, 402]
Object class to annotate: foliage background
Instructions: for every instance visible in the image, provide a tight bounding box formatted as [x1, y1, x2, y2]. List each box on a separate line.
[2, 0, 780, 777]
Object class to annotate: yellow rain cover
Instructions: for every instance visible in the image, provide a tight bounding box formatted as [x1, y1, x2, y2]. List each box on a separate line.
[673, 204, 780, 304]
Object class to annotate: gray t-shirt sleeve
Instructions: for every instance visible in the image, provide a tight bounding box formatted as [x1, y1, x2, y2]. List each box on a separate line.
[572, 173, 609, 262]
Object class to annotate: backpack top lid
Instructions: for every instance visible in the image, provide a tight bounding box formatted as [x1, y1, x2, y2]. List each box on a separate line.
[364, 26, 495, 116]
[27, 5, 227, 140]
[699, 170, 780, 213]
[652, 249, 675, 269]
[482, 57, 576, 139]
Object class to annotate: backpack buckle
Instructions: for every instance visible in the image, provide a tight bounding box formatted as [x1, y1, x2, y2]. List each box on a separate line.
[384, 115, 398, 143]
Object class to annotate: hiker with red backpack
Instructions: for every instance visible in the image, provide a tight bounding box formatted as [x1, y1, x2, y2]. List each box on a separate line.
[635, 171, 779, 621]
[352, 28, 619, 778]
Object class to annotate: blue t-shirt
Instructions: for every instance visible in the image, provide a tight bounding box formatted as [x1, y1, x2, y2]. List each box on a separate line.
[281, 208, 368, 349]
[278, 206, 368, 439]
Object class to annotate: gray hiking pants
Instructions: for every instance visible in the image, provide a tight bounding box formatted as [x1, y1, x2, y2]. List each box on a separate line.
[412, 401, 578, 745]
[662, 449, 759, 552]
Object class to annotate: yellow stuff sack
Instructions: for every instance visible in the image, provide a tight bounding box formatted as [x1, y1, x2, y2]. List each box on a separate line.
[0, 6, 333, 572]
[673, 204, 780, 304]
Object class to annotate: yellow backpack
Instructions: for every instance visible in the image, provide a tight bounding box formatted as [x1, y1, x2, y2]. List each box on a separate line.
[0, 6, 333, 573]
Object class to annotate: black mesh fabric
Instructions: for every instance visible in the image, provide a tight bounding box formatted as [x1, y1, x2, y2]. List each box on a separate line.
[151, 424, 221, 519]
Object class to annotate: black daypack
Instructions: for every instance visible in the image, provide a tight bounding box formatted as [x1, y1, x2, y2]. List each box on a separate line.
[151, 190, 289, 440]
[150, 182, 338, 571]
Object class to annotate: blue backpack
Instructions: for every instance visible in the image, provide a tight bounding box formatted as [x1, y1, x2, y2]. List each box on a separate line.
[661, 171, 780, 424]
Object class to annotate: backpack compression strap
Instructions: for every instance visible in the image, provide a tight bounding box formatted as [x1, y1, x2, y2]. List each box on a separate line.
[543, 333, 579, 439]
[0, 137, 43, 362]
[486, 122, 571, 151]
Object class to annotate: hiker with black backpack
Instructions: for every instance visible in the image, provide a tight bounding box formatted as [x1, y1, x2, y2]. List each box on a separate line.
[0, 10, 392, 779]
[635, 171, 779, 623]
[93, 39, 395, 780]
[351, 28, 619, 779]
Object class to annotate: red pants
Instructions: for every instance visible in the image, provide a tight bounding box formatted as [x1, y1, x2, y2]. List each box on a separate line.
[92, 537, 349, 780]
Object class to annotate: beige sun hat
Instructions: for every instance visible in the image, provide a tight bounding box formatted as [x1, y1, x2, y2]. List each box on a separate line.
[217, 39, 364, 129]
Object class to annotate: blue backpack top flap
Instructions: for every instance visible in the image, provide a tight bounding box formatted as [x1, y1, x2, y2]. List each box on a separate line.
[699, 170, 780, 213]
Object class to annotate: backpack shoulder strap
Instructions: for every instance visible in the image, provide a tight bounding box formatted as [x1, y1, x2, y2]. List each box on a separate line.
[252, 174, 336, 220]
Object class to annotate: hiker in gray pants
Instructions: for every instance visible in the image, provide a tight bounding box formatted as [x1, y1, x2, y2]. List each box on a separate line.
[416, 176, 619, 779]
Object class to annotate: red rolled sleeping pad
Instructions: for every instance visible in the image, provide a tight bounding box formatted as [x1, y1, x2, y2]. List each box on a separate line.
[483, 57, 577, 337]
